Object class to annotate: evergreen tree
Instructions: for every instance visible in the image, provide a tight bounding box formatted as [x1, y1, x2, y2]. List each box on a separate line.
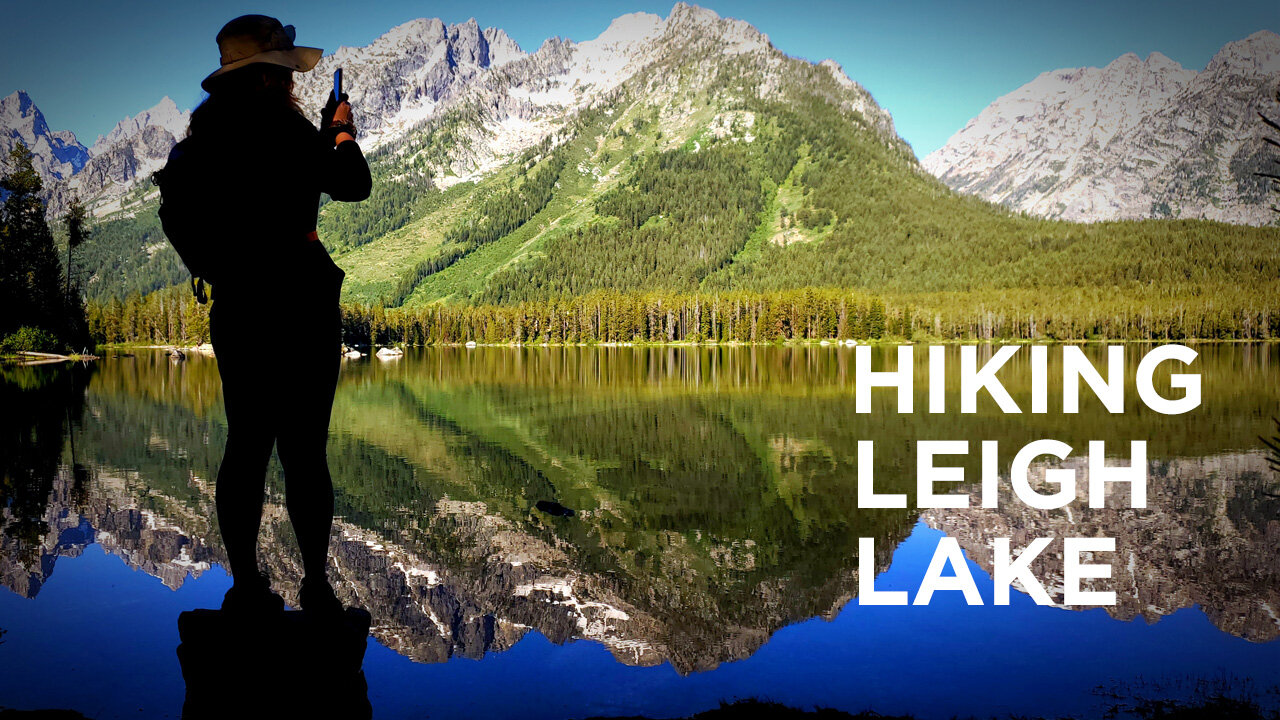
[0, 144, 66, 345]
[61, 197, 91, 348]
[64, 197, 88, 304]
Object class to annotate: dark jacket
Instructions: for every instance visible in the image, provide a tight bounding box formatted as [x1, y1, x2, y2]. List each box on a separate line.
[158, 104, 371, 308]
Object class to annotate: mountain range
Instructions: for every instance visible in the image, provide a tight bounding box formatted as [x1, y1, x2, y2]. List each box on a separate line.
[1, 4, 1276, 310]
[7, 14, 1275, 226]
[923, 30, 1280, 225]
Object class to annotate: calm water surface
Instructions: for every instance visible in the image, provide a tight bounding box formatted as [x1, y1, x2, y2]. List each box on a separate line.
[1, 344, 1278, 718]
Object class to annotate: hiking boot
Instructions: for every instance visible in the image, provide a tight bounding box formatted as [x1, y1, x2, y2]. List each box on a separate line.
[221, 572, 285, 616]
[299, 576, 344, 618]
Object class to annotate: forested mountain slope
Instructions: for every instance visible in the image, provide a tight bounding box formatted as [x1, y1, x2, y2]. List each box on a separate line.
[73, 4, 1279, 340]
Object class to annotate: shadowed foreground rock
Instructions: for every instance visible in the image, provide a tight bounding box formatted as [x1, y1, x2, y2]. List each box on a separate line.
[585, 701, 901, 720]
[176, 607, 372, 719]
[584, 696, 1280, 720]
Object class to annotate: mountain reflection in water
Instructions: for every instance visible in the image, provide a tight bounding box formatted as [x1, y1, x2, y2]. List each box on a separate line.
[0, 345, 1278, 719]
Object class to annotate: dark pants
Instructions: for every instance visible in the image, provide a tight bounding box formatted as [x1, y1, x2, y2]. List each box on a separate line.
[210, 288, 342, 583]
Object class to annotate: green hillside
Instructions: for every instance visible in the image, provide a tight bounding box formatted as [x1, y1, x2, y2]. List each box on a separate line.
[77, 44, 1280, 341]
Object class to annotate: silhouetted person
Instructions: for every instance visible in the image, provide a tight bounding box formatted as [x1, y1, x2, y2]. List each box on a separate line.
[157, 15, 371, 615]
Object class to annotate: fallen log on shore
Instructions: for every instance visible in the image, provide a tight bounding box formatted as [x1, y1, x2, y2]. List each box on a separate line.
[15, 350, 99, 361]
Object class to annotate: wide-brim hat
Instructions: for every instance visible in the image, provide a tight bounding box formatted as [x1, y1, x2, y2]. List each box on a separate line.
[202, 14, 322, 92]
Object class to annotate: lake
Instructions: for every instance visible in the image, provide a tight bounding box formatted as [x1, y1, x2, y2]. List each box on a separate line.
[1, 344, 1278, 719]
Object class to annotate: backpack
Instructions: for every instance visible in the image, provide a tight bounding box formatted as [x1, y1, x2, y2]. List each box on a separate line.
[154, 136, 221, 303]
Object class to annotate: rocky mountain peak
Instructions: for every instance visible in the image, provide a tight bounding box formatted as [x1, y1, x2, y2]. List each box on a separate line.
[661, 2, 771, 55]
[290, 15, 530, 148]
[1090, 49, 1196, 95]
[446, 18, 487, 66]
[1204, 29, 1280, 76]
[1097, 50, 1187, 80]
[366, 17, 448, 52]
[482, 27, 524, 67]
[444, 18, 524, 69]
[923, 30, 1279, 226]
[0, 89, 36, 121]
[1103, 51, 1143, 72]
[0, 89, 88, 183]
[92, 96, 189, 153]
[1143, 51, 1183, 74]
[594, 11, 665, 48]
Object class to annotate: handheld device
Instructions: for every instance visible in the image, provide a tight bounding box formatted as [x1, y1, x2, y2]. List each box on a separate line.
[333, 68, 343, 102]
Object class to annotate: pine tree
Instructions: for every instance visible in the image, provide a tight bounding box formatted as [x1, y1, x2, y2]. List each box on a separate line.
[64, 197, 88, 304]
[61, 197, 91, 348]
[0, 143, 66, 345]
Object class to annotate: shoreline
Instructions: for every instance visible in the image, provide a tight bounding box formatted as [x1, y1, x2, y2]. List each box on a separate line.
[91, 337, 1280, 352]
[0, 350, 100, 365]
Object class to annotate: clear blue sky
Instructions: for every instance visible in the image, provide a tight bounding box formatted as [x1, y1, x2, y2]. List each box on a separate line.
[1, 0, 1275, 157]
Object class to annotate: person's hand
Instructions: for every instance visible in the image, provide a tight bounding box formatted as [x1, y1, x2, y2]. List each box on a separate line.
[320, 91, 345, 127]
[320, 92, 357, 146]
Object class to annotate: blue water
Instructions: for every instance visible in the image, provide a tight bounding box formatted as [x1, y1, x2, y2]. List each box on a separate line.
[2, 522, 1276, 719]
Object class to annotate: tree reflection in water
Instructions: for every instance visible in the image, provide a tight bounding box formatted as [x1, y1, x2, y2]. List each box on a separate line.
[0, 345, 1278, 680]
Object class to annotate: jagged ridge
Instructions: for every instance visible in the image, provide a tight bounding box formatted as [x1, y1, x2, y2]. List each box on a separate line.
[923, 30, 1280, 225]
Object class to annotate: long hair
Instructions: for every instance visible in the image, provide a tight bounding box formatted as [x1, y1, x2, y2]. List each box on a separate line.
[188, 63, 304, 138]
